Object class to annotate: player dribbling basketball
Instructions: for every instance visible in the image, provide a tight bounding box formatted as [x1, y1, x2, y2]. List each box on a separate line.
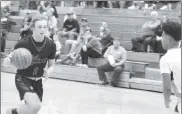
[3, 15, 56, 114]
[159, 21, 181, 113]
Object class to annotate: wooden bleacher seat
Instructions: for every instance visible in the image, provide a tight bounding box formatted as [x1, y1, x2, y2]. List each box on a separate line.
[129, 77, 162, 92]
[88, 58, 149, 73]
[1, 61, 162, 92]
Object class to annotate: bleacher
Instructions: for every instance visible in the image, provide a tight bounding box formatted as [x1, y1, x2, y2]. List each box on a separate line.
[1, 6, 181, 92]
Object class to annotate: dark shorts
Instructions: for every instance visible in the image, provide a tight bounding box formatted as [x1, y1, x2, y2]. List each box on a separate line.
[15, 74, 43, 102]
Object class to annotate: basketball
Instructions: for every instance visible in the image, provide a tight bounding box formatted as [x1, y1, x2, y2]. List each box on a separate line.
[11, 48, 32, 69]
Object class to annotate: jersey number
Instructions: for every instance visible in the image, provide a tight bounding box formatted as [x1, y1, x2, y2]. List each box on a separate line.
[33, 67, 39, 75]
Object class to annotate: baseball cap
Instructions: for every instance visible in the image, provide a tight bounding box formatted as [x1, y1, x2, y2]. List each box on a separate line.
[81, 18, 88, 22]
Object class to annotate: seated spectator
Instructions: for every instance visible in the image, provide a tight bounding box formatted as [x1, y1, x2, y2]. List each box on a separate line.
[20, 16, 33, 39]
[63, 8, 77, 22]
[79, 30, 102, 68]
[151, 16, 169, 54]
[46, 8, 58, 39]
[58, 18, 90, 65]
[45, 1, 59, 18]
[97, 22, 113, 56]
[97, 38, 127, 87]
[131, 11, 161, 52]
[59, 11, 80, 53]
[38, 1, 58, 18]
[97, 22, 109, 37]
[159, 1, 177, 10]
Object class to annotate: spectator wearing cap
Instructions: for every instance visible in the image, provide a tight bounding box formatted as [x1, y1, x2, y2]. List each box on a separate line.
[80, 18, 89, 35]
[59, 11, 80, 54]
[97, 38, 127, 87]
[131, 11, 161, 52]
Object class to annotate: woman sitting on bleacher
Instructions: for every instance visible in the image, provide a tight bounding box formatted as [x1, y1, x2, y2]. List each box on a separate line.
[97, 22, 113, 56]
[38, 1, 58, 18]
[45, 8, 58, 40]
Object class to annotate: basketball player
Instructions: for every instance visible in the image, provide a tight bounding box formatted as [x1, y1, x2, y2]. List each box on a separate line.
[3, 15, 56, 114]
[159, 21, 181, 113]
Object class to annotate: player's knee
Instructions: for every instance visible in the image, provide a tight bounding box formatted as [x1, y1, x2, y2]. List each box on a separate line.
[24, 92, 41, 112]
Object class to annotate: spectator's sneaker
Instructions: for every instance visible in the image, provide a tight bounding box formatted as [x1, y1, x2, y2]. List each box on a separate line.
[83, 64, 88, 68]
[99, 81, 109, 85]
[55, 59, 62, 63]
[76, 64, 83, 67]
[109, 82, 116, 87]
[149, 4, 156, 9]
[160, 5, 168, 10]
[128, 5, 136, 9]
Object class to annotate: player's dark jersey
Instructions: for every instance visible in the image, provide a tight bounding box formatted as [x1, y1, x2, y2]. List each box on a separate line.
[14, 35, 56, 77]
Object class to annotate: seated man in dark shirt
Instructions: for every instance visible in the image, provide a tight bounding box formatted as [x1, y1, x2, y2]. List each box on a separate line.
[59, 11, 80, 47]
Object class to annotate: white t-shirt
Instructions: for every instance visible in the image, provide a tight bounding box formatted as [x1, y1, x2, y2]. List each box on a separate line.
[160, 48, 181, 95]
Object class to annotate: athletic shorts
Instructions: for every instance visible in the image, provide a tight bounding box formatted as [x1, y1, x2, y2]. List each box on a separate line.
[15, 74, 43, 102]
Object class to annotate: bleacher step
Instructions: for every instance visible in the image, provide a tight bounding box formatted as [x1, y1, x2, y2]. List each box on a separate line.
[129, 78, 162, 92]
[127, 51, 162, 63]
[6, 32, 20, 41]
[10, 25, 21, 33]
[88, 58, 149, 72]
[145, 68, 161, 81]
[1, 63, 165, 92]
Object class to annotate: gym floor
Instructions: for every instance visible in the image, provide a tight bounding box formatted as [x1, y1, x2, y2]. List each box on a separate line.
[1, 72, 176, 114]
